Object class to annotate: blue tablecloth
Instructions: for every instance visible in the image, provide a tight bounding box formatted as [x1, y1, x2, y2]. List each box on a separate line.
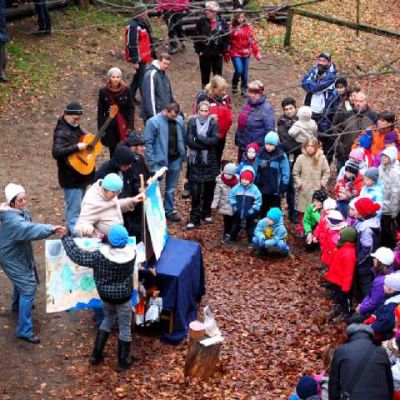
[153, 237, 205, 344]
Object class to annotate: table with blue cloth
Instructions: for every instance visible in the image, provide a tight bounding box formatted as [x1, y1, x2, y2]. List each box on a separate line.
[150, 237, 205, 344]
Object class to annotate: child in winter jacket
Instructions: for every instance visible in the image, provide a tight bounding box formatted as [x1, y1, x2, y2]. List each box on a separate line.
[292, 137, 330, 234]
[346, 198, 358, 227]
[252, 207, 290, 254]
[288, 106, 318, 145]
[224, 166, 261, 244]
[288, 375, 320, 400]
[325, 227, 357, 319]
[313, 197, 337, 248]
[254, 131, 290, 216]
[336, 148, 367, 182]
[334, 160, 363, 217]
[62, 224, 136, 371]
[211, 162, 238, 240]
[379, 146, 400, 248]
[303, 190, 328, 248]
[360, 167, 384, 215]
[352, 247, 395, 322]
[236, 142, 259, 175]
[353, 197, 381, 300]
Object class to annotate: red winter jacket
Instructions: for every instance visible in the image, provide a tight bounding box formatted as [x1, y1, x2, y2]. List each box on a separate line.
[321, 229, 340, 266]
[325, 242, 356, 292]
[334, 174, 363, 201]
[125, 19, 154, 64]
[156, 0, 189, 12]
[226, 23, 260, 59]
[313, 211, 329, 246]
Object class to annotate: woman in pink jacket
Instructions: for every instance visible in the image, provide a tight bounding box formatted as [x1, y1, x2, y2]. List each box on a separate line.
[225, 11, 261, 97]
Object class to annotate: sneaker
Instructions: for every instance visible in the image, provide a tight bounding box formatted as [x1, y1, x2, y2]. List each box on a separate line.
[166, 212, 181, 223]
[204, 216, 213, 223]
[240, 88, 247, 97]
[186, 222, 197, 230]
[17, 335, 40, 344]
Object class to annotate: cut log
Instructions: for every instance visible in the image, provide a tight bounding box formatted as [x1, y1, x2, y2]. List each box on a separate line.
[184, 323, 222, 379]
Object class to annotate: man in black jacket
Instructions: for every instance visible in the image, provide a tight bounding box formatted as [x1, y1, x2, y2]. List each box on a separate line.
[329, 323, 393, 400]
[194, 1, 229, 88]
[52, 102, 94, 233]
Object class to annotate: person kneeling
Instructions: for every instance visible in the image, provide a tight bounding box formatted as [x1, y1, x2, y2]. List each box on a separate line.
[252, 207, 290, 255]
[62, 224, 136, 371]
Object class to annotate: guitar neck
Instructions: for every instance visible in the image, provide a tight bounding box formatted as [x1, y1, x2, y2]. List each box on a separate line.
[90, 115, 116, 147]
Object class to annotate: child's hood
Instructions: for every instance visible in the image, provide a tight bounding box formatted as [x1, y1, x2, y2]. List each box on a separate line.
[239, 165, 255, 184]
[297, 106, 312, 122]
[99, 244, 136, 264]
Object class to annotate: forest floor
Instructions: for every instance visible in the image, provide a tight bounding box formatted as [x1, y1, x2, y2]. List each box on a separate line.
[0, 3, 398, 399]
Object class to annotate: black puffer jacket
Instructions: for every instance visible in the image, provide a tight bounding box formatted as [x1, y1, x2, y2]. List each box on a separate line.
[329, 324, 393, 400]
[62, 235, 135, 305]
[194, 16, 229, 57]
[52, 117, 95, 188]
[97, 86, 135, 149]
[277, 114, 301, 157]
[186, 116, 219, 183]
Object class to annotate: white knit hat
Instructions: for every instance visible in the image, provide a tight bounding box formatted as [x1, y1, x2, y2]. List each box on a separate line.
[5, 183, 25, 205]
[371, 247, 395, 266]
[107, 67, 122, 78]
[385, 272, 400, 292]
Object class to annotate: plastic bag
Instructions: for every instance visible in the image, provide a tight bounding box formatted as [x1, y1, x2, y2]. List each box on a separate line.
[203, 306, 221, 337]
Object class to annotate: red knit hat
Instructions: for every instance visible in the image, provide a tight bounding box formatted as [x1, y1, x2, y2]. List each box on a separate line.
[354, 197, 381, 218]
[240, 170, 254, 182]
[246, 142, 260, 153]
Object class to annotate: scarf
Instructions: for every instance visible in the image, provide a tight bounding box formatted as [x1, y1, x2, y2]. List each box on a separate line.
[221, 174, 238, 188]
[106, 80, 127, 94]
[189, 116, 211, 165]
[238, 101, 251, 130]
[106, 80, 128, 142]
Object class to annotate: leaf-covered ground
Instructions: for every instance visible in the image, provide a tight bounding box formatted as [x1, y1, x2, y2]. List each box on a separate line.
[0, 3, 397, 399]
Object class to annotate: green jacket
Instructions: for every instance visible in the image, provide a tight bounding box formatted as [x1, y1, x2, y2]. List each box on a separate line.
[302, 203, 321, 235]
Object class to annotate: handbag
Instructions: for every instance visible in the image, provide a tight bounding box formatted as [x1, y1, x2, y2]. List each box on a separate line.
[339, 347, 376, 400]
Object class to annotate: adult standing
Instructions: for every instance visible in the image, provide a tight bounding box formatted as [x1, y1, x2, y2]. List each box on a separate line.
[225, 11, 261, 97]
[235, 80, 275, 162]
[31, 0, 51, 36]
[125, 2, 157, 102]
[140, 53, 174, 123]
[335, 91, 377, 172]
[97, 67, 135, 157]
[195, 75, 232, 165]
[144, 102, 186, 222]
[194, 1, 229, 88]
[0, 183, 65, 343]
[186, 101, 219, 229]
[157, 0, 189, 54]
[0, 0, 9, 82]
[329, 323, 393, 400]
[52, 102, 94, 234]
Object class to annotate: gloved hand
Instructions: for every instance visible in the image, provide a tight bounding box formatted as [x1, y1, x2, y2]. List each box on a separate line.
[223, 52, 230, 63]
[363, 315, 377, 325]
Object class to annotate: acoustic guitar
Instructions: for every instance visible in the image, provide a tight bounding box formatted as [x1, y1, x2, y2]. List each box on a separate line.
[68, 105, 119, 175]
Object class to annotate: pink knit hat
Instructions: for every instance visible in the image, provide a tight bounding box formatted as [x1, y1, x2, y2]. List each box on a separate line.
[349, 148, 365, 163]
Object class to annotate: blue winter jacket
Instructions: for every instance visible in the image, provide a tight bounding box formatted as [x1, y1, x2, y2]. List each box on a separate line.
[254, 215, 287, 246]
[0, 0, 8, 44]
[371, 293, 400, 338]
[360, 183, 384, 217]
[144, 111, 186, 172]
[0, 204, 54, 296]
[235, 96, 275, 151]
[254, 146, 290, 195]
[229, 167, 262, 218]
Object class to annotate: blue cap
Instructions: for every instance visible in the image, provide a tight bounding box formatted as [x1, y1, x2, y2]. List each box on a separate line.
[108, 224, 129, 248]
[266, 207, 282, 222]
[102, 173, 123, 192]
[359, 134, 372, 150]
[264, 131, 279, 146]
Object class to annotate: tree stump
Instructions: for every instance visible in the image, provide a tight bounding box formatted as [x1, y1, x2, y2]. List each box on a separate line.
[184, 322, 222, 380]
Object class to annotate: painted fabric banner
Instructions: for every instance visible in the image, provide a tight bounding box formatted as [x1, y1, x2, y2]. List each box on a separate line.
[45, 237, 136, 313]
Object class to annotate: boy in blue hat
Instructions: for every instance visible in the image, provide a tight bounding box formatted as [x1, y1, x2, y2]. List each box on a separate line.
[252, 207, 290, 254]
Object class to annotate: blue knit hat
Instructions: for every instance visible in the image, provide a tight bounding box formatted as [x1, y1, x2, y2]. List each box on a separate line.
[296, 376, 318, 399]
[364, 167, 379, 183]
[264, 131, 279, 146]
[266, 207, 282, 222]
[108, 224, 129, 248]
[359, 133, 372, 150]
[102, 173, 123, 192]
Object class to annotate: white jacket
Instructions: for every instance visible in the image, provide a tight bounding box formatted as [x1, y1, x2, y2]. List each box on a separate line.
[379, 147, 400, 217]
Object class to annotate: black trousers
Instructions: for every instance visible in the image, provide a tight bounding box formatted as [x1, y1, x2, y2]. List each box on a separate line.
[354, 271, 374, 302]
[216, 137, 226, 167]
[199, 54, 223, 88]
[34, 0, 51, 31]
[190, 181, 216, 224]
[223, 215, 234, 236]
[130, 62, 147, 100]
[0, 43, 6, 71]
[163, 11, 185, 45]
[380, 215, 397, 248]
[230, 214, 256, 242]
[332, 285, 351, 316]
[260, 194, 281, 219]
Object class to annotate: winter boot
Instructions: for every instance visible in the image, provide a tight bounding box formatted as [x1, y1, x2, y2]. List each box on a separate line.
[231, 76, 239, 94]
[117, 339, 136, 372]
[90, 329, 109, 365]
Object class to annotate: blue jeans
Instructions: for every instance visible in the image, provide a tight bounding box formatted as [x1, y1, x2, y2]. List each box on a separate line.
[13, 286, 35, 338]
[231, 57, 250, 89]
[64, 188, 85, 234]
[164, 158, 181, 215]
[100, 300, 132, 342]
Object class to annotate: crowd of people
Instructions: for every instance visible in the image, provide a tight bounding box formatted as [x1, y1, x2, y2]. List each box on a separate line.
[1, 0, 400, 395]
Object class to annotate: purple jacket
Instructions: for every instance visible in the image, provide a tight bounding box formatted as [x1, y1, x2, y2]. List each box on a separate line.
[359, 275, 385, 315]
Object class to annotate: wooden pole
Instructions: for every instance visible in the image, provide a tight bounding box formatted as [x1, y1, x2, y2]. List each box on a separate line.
[284, 9, 294, 48]
[356, 0, 360, 37]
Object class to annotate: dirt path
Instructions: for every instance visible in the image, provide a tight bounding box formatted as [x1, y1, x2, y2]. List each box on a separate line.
[0, 10, 342, 400]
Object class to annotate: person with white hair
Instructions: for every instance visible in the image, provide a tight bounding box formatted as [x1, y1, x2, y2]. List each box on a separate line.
[0, 183, 65, 344]
[97, 67, 135, 157]
[194, 1, 229, 88]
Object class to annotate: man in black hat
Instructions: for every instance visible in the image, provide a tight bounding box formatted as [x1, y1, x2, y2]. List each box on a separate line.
[52, 102, 95, 234]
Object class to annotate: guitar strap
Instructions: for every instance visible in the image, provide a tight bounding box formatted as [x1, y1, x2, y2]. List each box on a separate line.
[108, 93, 128, 142]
